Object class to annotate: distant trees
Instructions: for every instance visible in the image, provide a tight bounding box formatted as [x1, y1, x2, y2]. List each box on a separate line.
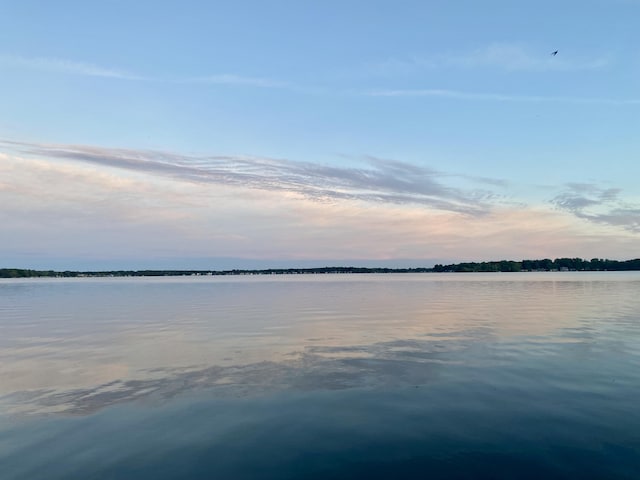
[432, 258, 640, 273]
[0, 269, 57, 278]
[432, 260, 521, 272]
[0, 266, 433, 278]
[2, 258, 640, 278]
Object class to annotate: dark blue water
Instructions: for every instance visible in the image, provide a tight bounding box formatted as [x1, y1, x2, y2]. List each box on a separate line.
[1, 273, 639, 478]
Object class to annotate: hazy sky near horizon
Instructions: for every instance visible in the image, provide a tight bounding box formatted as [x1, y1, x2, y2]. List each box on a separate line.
[1, 0, 639, 269]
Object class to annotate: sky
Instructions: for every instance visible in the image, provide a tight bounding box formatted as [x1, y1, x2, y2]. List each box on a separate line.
[1, 0, 639, 270]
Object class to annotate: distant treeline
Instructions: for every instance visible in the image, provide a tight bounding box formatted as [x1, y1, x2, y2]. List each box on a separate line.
[432, 258, 640, 272]
[0, 266, 432, 278]
[1, 258, 639, 278]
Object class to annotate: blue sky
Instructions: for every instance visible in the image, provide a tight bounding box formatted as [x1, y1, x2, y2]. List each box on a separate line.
[1, 0, 639, 269]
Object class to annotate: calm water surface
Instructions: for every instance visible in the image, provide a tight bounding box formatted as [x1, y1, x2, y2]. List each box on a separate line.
[1, 273, 640, 478]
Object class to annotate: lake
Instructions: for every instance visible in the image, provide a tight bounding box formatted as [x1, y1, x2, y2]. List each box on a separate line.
[1, 272, 639, 479]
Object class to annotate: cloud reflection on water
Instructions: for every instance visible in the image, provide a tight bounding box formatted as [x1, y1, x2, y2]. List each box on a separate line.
[1, 273, 640, 416]
[3, 334, 472, 415]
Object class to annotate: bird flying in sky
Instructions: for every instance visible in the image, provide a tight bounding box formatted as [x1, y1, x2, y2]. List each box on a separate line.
[551, 50, 558, 56]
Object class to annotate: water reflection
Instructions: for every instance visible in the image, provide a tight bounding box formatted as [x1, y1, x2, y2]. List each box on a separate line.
[1, 335, 469, 415]
[2, 274, 640, 479]
[1, 273, 639, 415]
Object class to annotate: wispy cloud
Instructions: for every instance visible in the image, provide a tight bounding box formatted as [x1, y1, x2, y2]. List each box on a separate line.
[365, 43, 609, 75]
[2, 140, 504, 216]
[185, 74, 290, 88]
[181, 73, 327, 93]
[0, 54, 292, 89]
[3, 148, 638, 264]
[551, 183, 640, 232]
[367, 88, 640, 105]
[444, 43, 609, 71]
[0, 54, 143, 80]
[2, 50, 621, 102]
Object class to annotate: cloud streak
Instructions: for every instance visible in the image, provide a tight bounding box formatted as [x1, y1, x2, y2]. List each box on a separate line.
[3, 52, 633, 105]
[444, 43, 609, 72]
[551, 183, 640, 232]
[0, 54, 142, 80]
[366, 43, 609, 75]
[2, 141, 503, 216]
[1, 54, 293, 89]
[366, 88, 640, 105]
[185, 74, 290, 88]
